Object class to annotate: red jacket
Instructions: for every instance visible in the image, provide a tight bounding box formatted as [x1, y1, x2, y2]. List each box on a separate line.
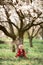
[16, 49, 26, 57]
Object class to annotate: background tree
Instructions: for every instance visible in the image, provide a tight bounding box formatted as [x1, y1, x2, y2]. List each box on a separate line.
[39, 24, 43, 40]
[27, 25, 41, 47]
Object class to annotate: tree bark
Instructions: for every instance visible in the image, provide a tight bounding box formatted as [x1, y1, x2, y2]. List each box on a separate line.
[19, 31, 24, 44]
[0, 25, 16, 39]
[41, 28, 43, 39]
[29, 37, 33, 47]
[12, 40, 16, 52]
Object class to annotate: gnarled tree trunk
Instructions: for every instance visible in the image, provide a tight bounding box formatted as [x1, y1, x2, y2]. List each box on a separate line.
[19, 31, 24, 44]
[15, 31, 24, 49]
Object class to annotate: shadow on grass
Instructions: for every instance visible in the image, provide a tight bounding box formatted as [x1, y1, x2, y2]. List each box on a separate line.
[0, 57, 43, 65]
[0, 57, 43, 61]
[0, 40, 5, 44]
[0, 57, 16, 62]
[29, 57, 43, 61]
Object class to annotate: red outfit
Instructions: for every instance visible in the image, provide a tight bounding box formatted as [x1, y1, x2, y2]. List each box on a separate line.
[16, 49, 26, 57]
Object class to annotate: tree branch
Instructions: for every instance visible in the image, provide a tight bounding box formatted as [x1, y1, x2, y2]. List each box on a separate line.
[33, 27, 41, 38]
[0, 25, 16, 40]
[30, 0, 32, 3]
[8, 22, 14, 34]
[31, 27, 35, 36]
[33, 22, 43, 26]
[14, 9, 24, 30]
[23, 12, 42, 32]
[27, 31, 30, 38]
[5, 1, 24, 30]
[3, 5, 19, 30]
[19, 10, 24, 30]
[23, 21, 43, 32]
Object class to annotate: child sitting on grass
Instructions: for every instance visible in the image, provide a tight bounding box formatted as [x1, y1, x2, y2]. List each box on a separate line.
[15, 44, 28, 59]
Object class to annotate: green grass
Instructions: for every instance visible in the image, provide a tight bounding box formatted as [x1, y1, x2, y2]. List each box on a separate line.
[0, 38, 43, 65]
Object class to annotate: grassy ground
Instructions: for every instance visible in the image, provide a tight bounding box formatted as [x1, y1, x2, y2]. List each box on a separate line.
[0, 38, 43, 65]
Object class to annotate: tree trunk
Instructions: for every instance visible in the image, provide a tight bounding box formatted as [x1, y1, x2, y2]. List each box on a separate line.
[29, 37, 33, 47]
[19, 31, 24, 44]
[12, 40, 16, 52]
[42, 28, 43, 39]
[15, 31, 24, 49]
[12, 44, 15, 52]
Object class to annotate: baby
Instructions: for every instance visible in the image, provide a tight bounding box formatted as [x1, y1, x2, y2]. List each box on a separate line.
[15, 44, 28, 58]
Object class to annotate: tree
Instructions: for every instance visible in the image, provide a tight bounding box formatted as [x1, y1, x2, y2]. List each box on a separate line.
[11, 0, 43, 44]
[0, 0, 43, 49]
[27, 25, 41, 47]
[41, 27, 43, 39]
[39, 24, 43, 39]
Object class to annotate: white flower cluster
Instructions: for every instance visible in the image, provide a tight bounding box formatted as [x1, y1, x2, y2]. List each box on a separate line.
[15, 1, 42, 19]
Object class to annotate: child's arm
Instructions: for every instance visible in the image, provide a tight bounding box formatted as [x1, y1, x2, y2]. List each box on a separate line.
[15, 50, 20, 57]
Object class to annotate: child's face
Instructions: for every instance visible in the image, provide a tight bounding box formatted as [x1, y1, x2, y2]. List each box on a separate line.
[19, 45, 23, 49]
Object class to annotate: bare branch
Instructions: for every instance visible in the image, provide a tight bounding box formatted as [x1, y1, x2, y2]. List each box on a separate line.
[8, 22, 14, 34]
[33, 22, 43, 26]
[33, 27, 41, 38]
[31, 27, 35, 36]
[30, 0, 32, 3]
[0, 25, 16, 40]
[23, 23, 33, 32]
[5, 1, 25, 30]
[23, 12, 42, 32]
[13, 9, 24, 30]
[3, 5, 19, 30]
[27, 31, 30, 38]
